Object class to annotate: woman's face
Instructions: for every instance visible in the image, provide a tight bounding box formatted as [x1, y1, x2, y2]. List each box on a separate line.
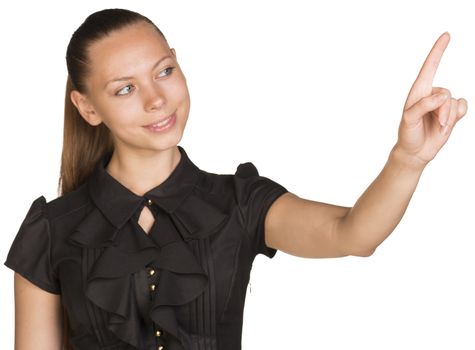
[71, 21, 190, 155]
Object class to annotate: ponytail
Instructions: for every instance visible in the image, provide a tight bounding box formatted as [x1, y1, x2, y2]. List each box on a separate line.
[58, 76, 113, 196]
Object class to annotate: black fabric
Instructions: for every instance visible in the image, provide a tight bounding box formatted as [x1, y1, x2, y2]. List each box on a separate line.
[4, 145, 288, 350]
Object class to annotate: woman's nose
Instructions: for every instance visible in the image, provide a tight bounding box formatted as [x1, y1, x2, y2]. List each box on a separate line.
[143, 82, 166, 112]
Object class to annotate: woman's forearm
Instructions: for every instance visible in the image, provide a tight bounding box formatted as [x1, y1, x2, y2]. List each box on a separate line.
[337, 145, 426, 256]
[14, 273, 63, 350]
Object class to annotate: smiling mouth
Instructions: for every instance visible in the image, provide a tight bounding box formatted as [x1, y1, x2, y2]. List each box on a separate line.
[142, 112, 177, 132]
[143, 112, 176, 128]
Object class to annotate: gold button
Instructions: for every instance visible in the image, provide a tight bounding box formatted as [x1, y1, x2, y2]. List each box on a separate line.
[158, 346, 164, 350]
[155, 330, 162, 337]
[147, 199, 153, 205]
[150, 284, 156, 292]
[149, 268, 156, 276]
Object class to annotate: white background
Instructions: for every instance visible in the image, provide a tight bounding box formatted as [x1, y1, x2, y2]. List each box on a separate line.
[1, 1, 474, 349]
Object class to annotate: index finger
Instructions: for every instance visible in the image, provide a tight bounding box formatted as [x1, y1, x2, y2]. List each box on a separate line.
[405, 32, 450, 109]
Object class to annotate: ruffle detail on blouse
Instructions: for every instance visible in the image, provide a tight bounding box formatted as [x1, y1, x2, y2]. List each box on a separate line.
[69, 189, 229, 349]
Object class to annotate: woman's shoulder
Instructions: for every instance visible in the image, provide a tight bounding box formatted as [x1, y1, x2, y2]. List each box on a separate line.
[192, 162, 251, 195]
[194, 160, 287, 213]
[43, 182, 92, 223]
[196, 160, 283, 191]
[197, 160, 261, 182]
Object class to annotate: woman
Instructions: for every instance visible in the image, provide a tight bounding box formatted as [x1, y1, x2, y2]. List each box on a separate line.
[4, 7, 467, 350]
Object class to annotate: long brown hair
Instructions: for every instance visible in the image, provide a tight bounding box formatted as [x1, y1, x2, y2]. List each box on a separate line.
[58, 8, 168, 349]
[58, 8, 168, 196]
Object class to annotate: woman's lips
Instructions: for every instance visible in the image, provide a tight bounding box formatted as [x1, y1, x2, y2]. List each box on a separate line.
[143, 112, 176, 132]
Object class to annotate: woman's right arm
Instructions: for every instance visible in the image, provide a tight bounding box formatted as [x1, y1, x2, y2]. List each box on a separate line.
[14, 273, 63, 350]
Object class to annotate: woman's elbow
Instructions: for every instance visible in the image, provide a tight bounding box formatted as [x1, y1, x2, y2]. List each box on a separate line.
[350, 244, 377, 257]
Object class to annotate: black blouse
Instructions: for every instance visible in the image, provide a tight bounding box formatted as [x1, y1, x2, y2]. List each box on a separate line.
[4, 145, 288, 350]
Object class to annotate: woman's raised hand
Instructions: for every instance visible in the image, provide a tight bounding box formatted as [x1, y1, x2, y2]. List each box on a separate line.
[394, 32, 468, 169]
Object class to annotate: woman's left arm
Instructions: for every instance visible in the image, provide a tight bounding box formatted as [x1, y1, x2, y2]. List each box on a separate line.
[264, 32, 468, 259]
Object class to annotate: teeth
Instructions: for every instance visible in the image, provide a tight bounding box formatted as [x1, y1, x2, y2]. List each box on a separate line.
[152, 116, 171, 127]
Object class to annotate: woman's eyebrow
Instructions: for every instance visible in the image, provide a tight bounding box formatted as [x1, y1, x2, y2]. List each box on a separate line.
[103, 54, 173, 89]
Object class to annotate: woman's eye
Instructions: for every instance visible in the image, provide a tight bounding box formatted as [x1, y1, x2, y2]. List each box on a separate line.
[158, 66, 175, 78]
[116, 84, 134, 96]
[114, 67, 175, 96]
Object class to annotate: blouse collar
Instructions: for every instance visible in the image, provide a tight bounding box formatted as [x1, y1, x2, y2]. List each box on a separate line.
[88, 145, 201, 229]
[68, 145, 229, 348]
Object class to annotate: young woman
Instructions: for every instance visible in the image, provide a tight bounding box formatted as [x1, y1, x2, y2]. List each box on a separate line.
[4, 8, 467, 350]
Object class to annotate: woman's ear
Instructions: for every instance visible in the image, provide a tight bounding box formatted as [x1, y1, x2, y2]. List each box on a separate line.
[70, 90, 103, 126]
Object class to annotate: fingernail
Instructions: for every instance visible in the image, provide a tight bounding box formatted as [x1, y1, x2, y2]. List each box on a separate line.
[437, 93, 448, 102]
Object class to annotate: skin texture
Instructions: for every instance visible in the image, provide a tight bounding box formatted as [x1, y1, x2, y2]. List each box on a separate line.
[13, 27, 467, 348]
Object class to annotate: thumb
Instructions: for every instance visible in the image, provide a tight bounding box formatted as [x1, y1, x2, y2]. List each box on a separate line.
[404, 91, 449, 125]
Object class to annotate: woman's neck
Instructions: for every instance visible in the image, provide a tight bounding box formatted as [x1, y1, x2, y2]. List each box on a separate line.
[105, 145, 181, 196]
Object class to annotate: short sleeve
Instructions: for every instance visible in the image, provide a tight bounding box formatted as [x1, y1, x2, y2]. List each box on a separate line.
[233, 162, 288, 258]
[4, 196, 60, 294]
